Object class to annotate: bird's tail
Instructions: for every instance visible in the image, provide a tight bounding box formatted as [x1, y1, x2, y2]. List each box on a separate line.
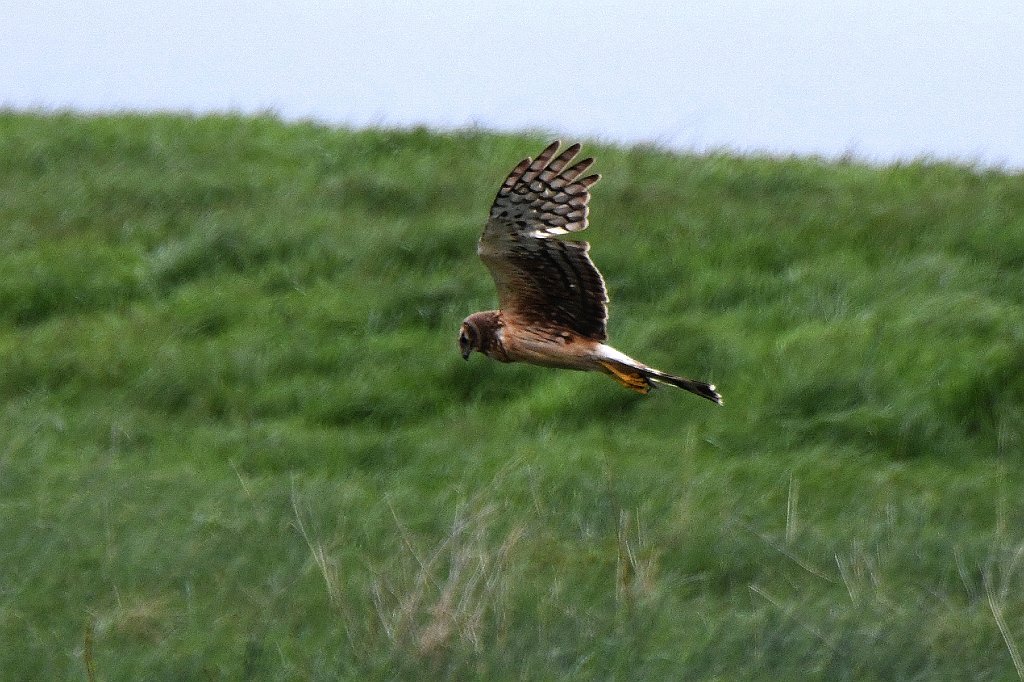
[642, 366, 723, 404]
[598, 359, 723, 405]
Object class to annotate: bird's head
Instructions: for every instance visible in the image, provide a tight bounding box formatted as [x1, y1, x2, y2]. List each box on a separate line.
[458, 311, 502, 360]
[458, 318, 479, 360]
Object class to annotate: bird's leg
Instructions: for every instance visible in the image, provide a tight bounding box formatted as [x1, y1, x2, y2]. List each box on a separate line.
[597, 360, 652, 394]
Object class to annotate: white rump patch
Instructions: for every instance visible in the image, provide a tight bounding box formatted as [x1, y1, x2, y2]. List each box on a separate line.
[595, 344, 643, 368]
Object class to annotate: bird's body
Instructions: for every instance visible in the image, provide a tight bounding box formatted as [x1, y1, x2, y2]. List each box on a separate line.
[459, 141, 722, 405]
[461, 309, 594, 369]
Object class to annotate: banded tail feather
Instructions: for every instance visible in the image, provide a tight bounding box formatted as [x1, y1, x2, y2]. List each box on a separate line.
[598, 351, 722, 405]
[640, 367, 722, 404]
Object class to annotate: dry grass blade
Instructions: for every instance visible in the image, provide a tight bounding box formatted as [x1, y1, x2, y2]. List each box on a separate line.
[786, 475, 799, 544]
[290, 483, 343, 612]
[984, 559, 1024, 680]
[360, 484, 528, 662]
[83, 619, 97, 682]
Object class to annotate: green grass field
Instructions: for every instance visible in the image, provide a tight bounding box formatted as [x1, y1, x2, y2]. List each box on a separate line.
[3, 111, 1024, 679]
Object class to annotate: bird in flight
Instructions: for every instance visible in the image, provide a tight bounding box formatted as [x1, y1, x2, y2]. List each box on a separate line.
[458, 141, 722, 404]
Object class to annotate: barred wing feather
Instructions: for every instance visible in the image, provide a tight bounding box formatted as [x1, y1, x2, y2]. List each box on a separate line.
[478, 141, 609, 341]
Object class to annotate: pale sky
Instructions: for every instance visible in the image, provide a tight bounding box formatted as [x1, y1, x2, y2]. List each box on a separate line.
[4, 2, 1023, 168]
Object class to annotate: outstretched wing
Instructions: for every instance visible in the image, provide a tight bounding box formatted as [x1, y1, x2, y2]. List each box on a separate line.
[478, 141, 608, 341]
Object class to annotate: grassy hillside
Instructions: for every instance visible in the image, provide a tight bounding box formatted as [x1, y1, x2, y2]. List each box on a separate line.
[2, 111, 1024, 679]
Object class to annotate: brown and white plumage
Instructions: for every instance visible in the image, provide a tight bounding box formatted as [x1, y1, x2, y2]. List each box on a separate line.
[459, 141, 722, 404]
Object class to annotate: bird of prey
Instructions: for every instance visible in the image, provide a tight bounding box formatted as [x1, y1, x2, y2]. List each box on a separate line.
[458, 141, 722, 404]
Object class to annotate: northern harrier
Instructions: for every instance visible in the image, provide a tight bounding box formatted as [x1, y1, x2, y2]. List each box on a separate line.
[458, 141, 722, 404]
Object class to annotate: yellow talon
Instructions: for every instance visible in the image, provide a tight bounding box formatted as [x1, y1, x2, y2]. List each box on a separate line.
[598, 361, 651, 394]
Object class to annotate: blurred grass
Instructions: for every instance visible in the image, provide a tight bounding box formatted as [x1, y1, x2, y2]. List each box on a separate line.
[2, 111, 1024, 679]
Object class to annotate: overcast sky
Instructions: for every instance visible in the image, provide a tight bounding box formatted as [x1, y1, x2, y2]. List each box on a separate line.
[4, 2, 1023, 168]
